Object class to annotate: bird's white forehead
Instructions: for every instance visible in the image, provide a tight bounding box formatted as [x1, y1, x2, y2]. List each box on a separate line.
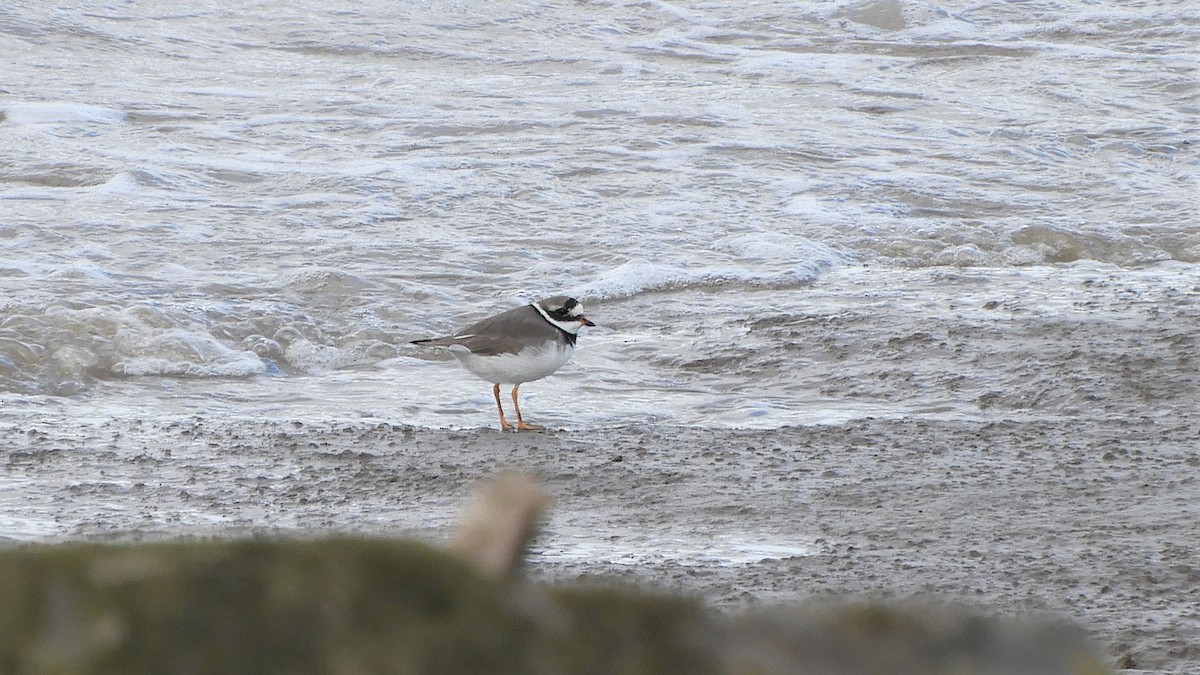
[568, 303, 584, 317]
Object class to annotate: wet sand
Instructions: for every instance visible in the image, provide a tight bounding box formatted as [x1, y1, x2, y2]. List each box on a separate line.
[2, 416, 1196, 672]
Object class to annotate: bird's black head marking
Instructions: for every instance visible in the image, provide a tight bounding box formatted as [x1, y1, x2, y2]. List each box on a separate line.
[549, 297, 580, 321]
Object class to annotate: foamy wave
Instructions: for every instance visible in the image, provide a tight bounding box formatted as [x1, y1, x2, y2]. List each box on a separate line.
[273, 268, 383, 295]
[572, 233, 846, 301]
[283, 339, 356, 374]
[0, 303, 299, 395]
[112, 329, 267, 378]
[2, 102, 127, 126]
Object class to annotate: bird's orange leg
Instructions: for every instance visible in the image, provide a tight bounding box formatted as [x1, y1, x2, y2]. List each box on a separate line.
[493, 383, 513, 431]
[511, 384, 542, 431]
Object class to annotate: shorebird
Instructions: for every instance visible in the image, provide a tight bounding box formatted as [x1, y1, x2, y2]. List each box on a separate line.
[411, 296, 595, 430]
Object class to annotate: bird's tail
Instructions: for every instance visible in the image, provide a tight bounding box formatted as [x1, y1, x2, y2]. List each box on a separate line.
[411, 336, 460, 347]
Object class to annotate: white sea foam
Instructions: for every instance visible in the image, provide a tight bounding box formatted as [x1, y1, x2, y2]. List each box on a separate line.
[112, 330, 267, 378]
[283, 339, 359, 374]
[573, 233, 846, 301]
[2, 102, 127, 126]
[273, 268, 384, 295]
[86, 172, 152, 195]
[535, 534, 812, 567]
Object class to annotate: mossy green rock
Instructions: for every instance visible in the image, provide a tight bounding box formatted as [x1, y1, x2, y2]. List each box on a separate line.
[0, 537, 715, 674]
[0, 537, 1110, 674]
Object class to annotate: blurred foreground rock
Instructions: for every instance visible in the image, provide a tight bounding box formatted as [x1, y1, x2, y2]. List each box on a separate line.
[0, 536, 1110, 674]
[0, 471, 1110, 673]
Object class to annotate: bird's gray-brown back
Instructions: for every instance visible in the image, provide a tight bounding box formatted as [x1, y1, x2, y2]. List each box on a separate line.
[416, 304, 574, 356]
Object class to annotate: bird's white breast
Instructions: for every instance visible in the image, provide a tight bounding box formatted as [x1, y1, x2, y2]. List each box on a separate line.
[450, 342, 574, 385]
